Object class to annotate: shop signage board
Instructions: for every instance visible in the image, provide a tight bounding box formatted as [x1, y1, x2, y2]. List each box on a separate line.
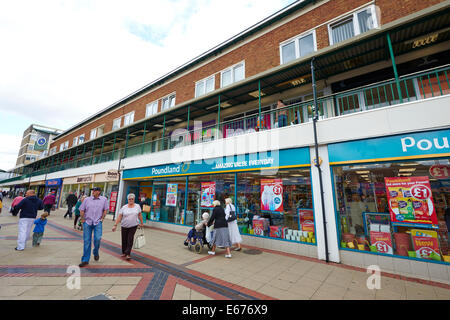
[385, 176, 438, 227]
[411, 229, 440, 260]
[123, 148, 310, 180]
[328, 129, 450, 164]
[260, 179, 283, 212]
[76, 175, 93, 183]
[45, 178, 62, 187]
[105, 169, 119, 181]
[166, 184, 178, 207]
[201, 182, 215, 208]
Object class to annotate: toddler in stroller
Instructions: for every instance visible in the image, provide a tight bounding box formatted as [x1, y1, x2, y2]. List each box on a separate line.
[183, 212, 211, 253]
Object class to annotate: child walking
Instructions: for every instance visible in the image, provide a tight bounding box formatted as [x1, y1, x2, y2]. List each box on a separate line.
[33, 212, 49, 247]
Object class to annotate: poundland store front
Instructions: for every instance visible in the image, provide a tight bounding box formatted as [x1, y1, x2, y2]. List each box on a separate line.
[122, 147, 318, 246]
[329, 128, 450, 274]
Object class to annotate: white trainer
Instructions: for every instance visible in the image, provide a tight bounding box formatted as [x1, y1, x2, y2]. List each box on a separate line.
[225, 254, 232, 258]
[208, 251, 215, 255]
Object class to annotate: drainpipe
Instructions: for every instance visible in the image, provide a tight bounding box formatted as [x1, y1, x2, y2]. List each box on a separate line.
[311, 57, 329, 263]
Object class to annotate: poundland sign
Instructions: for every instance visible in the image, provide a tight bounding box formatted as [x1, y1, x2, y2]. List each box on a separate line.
[123, 148, 310, 180]
[328, 129, 450, 165]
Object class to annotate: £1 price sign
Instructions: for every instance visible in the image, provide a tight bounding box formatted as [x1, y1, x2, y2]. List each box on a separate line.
[429, 165, 450, 179]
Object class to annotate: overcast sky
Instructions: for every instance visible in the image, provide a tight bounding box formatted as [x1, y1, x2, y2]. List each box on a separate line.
[0, 0, 296, 171]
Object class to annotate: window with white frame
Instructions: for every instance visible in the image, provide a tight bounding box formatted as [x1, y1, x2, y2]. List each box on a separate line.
[90, 128, 97, 140]
[221, 62, 245, 88]
[280, 31, 316, 64]
[73, 136, 78, 146]
[329, 5, 378, 45]
[162, 94, 176, 111]
[78, 134, 85, 144]
[195, 75, 215, 97]
[124, 112, 134, 126]
[50, 147, 56, 155]
[60, 140, 69, 151]
[146, 101, 158, 117]
[112, 117, 121, 130]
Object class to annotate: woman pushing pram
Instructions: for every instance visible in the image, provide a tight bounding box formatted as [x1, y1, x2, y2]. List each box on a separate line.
[183, 212, 212, 253]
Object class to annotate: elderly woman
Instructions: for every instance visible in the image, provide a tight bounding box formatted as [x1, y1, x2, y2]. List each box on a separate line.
[112, 193, 144, 260]
[225, 198, 242, 251]
[207, 200, 232, 258]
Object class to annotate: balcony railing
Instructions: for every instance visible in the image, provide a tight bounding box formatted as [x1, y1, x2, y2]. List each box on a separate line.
[2, 64, 449, 184]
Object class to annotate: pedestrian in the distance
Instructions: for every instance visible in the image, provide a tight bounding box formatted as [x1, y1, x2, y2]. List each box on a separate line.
[43, 191, 56, 215]
[78, 187, 109, 267]
[11, 192, 24, 216]
[32, 212, 49, 247]
[14, 190, 44, 251]
[74, 196, 86, 230]
[112, 193, 144, 260]
[225, 198, 242, 251]
[207, 200, 232, 258]
[64, 192, 78, 219]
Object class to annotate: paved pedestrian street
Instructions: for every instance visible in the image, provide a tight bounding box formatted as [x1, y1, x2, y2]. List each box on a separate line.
[0, 198, 449, 301]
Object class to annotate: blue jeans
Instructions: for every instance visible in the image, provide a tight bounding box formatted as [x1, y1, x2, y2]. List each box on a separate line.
[278, 115, 287, 128]
[81, 222, 102, 263]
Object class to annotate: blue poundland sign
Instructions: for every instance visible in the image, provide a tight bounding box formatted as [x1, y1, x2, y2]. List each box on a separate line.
[123, 148, 310, 180]
[328, 129, 450, 164]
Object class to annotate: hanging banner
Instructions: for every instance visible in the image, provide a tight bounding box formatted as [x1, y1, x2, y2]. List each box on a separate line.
[370, 231, 394, 254]
[260, 179, 283, 212]
[384, 176, 438, 227]
[109, 191, 118, 213]
[201, 182, 216, 208]
[166, 184, 178, 207]
[411, 229, 441, 260]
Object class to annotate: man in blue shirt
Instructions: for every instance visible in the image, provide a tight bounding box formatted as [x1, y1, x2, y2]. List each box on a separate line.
[14, 189, 44, 251]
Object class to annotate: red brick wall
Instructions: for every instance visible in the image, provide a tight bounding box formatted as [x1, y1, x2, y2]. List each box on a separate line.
[51, 0, 445, 149]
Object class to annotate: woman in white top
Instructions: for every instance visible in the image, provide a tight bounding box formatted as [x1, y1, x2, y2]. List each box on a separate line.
[112, 193, 144, 260]
[225, 198, 242, 251]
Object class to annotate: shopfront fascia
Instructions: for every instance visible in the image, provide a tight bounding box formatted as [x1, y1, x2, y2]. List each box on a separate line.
[123, 147, 318, 245]
[329, 128, 450, 265]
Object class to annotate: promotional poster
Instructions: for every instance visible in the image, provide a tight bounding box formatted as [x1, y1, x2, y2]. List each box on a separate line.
[384, 176, 438, 226]
[201, 182, 216, 208]
[166, 184, 178, 207]
[411, 229, 440, 260]
[260, 179, 283, 212]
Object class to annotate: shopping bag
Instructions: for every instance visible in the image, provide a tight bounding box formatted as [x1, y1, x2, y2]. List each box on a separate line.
[143, 204, 151, 212]
[205, 225, 213, 243]
[133, 227, 146, 249]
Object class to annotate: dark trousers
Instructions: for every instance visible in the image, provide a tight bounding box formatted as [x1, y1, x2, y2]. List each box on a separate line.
[64, 205, 74, 218]
[74, 215, 80, 228]
[44, 204, 53, 214]
[121, 226, 138, 256]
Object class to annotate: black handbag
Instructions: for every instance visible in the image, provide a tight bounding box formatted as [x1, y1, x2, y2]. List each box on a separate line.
[227, 205, 237, 222]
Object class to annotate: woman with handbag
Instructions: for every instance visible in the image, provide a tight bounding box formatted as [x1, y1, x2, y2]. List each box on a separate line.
[112, 193, 144, 260]
[225, 198, 242, 251]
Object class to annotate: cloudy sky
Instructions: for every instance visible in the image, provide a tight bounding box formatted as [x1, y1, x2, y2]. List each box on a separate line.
[0, 0, 296, 171]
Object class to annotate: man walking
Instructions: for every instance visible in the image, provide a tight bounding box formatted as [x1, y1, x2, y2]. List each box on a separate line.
[14, 190, 44, 251]
[64, 192, 78, 219]
[78, 187, 109, 267]
[43, 191, 56, 215]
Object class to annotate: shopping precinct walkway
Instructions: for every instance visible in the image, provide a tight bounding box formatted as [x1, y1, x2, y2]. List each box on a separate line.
[0, 198, 449, 300]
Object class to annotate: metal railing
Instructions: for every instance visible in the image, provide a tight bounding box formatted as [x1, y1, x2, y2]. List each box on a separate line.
[2, 65, 449, 184]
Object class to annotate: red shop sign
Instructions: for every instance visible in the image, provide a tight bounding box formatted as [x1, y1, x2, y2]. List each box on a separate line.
[429, 165, 450, 179]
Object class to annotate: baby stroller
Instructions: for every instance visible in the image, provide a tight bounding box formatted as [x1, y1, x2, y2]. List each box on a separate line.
[76, 218, 83, 231]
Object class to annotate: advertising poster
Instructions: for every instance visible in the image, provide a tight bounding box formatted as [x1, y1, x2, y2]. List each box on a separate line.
[165, 184, 178, 207]
[252, 218, 265, 236]
[260, 179, 283, 212]
[299, 209, 315, 232]
[384, 176, 438, 226]
[109, 191, 118, 213]
[201, 182, 216, 208]
[369, 231, 393, 254]
[411, 229, 440, 260]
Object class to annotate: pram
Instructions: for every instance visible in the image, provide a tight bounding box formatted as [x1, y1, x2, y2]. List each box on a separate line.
[184, 228, 213, 254]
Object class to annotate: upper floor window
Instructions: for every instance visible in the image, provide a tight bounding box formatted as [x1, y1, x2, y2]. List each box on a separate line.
[60, 140, 69, 151]
[195, 75, 215, 98]
[221, 62, 245, 87]
[329, 5, 378, 45]
[112, 117, 122, 130]
[162, 94, 176, 111]
[73, 136, 78, 146]
[49, 147, 57, 155]
[124, 112, 135, 126]
[280, 31, 316, 64]
[78, 134, 85, 144]
[90, 128, 97, 140]
[146, 101, 158, 117]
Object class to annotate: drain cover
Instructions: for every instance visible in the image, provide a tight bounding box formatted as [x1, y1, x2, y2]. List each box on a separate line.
[243, 249, 262, 255]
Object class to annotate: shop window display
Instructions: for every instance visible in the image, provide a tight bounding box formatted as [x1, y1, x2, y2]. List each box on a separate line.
[333, 159, 450, 263]
[150, 178, 186, 224]
[237, 169, 315, 244]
